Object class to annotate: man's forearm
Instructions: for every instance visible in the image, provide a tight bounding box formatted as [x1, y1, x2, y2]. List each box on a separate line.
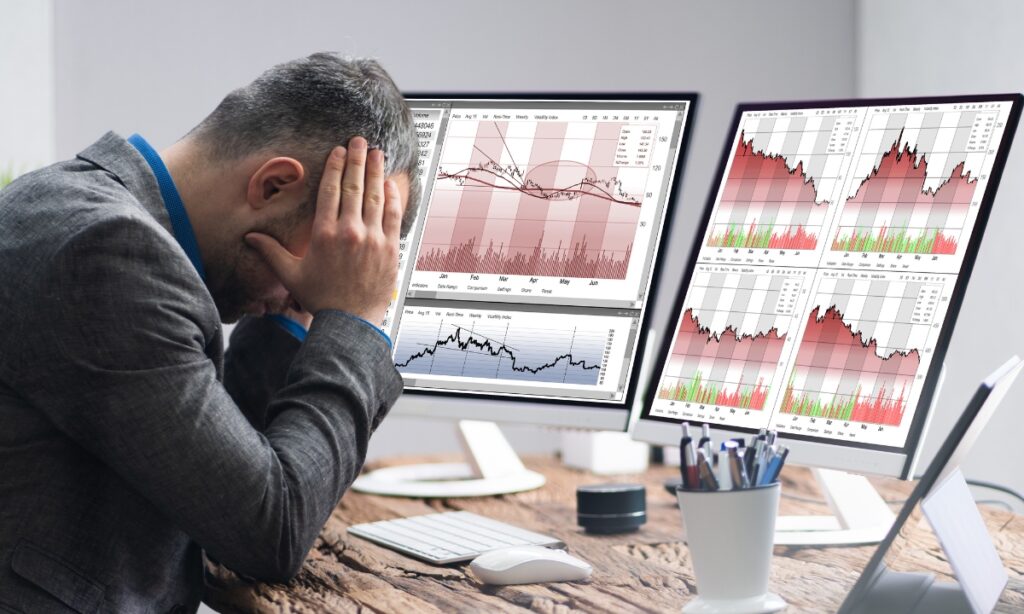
[224, 316, 303, 430]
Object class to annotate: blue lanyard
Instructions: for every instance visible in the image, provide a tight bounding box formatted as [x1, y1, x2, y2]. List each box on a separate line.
[128, 134, 207, 280]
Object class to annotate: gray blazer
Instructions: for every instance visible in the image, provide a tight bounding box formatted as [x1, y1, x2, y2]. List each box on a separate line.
[0, 133, 403, 612]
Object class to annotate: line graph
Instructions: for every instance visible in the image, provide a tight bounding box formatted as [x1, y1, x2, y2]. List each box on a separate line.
[658, 308, 785, 409]
[706, 114, 855, 252]
[395, 325, 600, 377]
[415, 118, 655, 279]
[437, 138, 641, 206]
[781, 306, 920, 426]
[780, 275, 940, 426]
[829, 107, 1008, 259]
[832, 123, 981, 255]
[394, 306, 615, 386]
[656, 267, 806, 410]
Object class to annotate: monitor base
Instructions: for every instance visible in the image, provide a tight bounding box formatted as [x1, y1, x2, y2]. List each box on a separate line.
[774, 468, 894, 545]
[683, 592, 786, 614]
[350, 462, 547, 498]
[352, 420, 546, 498]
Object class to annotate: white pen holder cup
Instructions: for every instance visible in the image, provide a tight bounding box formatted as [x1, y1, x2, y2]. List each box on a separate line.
[676, 483, 786, 614]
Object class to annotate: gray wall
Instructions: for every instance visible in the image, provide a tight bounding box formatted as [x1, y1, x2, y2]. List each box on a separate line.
[0, 0, 52, 171]
[858, 0, 1024, 508]
[53, 0, 858, 460]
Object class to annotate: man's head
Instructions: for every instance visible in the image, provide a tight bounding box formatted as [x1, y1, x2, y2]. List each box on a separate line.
[167, 53, 420, 323]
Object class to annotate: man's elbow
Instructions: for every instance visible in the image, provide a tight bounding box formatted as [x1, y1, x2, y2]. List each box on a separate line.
[261, 557, 306, 584]
[235, 548, 308, 584]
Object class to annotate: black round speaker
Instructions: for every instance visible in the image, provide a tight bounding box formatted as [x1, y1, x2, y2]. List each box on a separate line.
[576, 483, 646, 534]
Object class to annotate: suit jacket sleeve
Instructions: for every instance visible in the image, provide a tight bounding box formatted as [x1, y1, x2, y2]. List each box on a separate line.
[223, 316, 303, 431]
[14, 216, 403, 582]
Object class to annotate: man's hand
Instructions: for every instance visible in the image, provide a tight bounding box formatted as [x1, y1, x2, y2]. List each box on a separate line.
[245, 137, 401, 326]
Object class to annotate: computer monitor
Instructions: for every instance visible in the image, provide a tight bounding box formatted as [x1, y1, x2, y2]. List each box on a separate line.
[389, 94, 696, 426]
[631, 94, 1022, 541]
[354, 94, 697, 497]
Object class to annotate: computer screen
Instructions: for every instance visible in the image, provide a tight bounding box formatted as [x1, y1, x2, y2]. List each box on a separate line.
[634, 94, 1021, 477]
[384, 94, 696, 408]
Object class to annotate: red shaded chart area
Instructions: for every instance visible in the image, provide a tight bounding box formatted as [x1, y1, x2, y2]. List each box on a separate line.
[416, 121, 645, 279]
[781, 306, 920, 426]
[657, 308, 786, 410]
[707, 131, 828, 250]
[832, 131, 977, 255]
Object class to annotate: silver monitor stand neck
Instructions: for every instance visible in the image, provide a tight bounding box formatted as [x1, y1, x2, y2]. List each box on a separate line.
[351, 420, 546, 498]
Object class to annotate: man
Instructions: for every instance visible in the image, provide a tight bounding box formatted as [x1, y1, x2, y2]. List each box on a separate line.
[0, 53, 419, 612]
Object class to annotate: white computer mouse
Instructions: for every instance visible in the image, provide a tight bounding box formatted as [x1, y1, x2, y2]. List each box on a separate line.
[469, 545, 592, 585]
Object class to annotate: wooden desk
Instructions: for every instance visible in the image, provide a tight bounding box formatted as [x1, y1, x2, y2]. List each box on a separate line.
[203, 456, 1024, 613]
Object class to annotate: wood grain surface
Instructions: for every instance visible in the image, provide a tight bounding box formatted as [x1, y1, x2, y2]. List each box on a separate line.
[203, 456, 1024, 613]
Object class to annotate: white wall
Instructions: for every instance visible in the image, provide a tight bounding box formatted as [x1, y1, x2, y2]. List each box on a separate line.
[53, 0, 857, 460]
[0, 0, 53, 177]
[858, 0, 1024, 509]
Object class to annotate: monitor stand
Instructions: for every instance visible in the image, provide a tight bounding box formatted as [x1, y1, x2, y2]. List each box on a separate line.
[774, 468, 896, 545]
[351, 420, 546, 498]
[774, 365, 946, 546]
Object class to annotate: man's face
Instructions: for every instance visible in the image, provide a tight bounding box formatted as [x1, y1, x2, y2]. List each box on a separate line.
[210, 171, 412, 324]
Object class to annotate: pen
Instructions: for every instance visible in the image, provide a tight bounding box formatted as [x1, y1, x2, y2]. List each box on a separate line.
[725, 441, 750, 489]
[760, 445, 789, 485]
[680, 423, 698, 490]
[697, 424, 712, 459]
[716, 446, 732, 490]
[681, 423, 699, 465]
[743, 444, 756, 478]
[697, 449, 719, 491]
[681, 439, 699, 490]
[751, 438, 766, 485]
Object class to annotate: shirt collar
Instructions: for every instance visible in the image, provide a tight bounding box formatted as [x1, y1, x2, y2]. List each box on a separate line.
[127, 134, 207, 280]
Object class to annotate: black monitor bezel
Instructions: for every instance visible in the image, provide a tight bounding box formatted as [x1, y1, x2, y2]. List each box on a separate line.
[637, 93, 1022, 477]
[396, 92, 700, 411]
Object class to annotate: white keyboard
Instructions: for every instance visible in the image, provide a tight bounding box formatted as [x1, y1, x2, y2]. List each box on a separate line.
[347, 511, 564, 564]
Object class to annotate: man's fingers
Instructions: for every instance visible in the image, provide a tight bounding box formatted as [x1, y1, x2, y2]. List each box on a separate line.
[340, 136, 367, 225]
[315, 146, 346, 227]
[244, 232, 300, 284]
[363, 148, 386, 227]
[382, 179, 403, 241]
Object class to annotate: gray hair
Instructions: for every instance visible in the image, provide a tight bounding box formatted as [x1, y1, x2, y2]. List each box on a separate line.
[189, 53, 420, 236]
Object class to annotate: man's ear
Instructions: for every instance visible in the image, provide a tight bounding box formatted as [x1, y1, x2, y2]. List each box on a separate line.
[245, 157, 305, 210]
